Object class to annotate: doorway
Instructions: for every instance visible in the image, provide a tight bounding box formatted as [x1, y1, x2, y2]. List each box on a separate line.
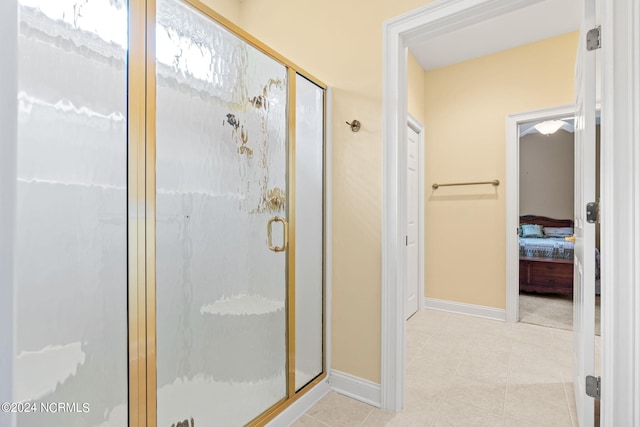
[516, 115, 602, 339]
[518, 114, 576, 330]
[506, 108, 602, 341]
[382, 0, 640, 419]
[506, 106, 576, 322]
[382, 0, 593, 414]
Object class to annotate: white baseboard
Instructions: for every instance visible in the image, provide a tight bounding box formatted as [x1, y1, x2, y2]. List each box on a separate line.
[265, 379, 330, 427]
[424, 297, 506, 322]
[329, 370, 382, 408]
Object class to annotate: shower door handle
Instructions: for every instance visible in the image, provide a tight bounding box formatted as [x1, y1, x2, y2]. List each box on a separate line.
[267, 216, 288, 252]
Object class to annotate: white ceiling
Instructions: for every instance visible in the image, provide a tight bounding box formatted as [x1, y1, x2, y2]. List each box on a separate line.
[408, 0, 581, 71]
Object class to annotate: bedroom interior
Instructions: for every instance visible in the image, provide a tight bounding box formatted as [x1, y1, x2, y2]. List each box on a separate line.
[518, 118, 601, 335]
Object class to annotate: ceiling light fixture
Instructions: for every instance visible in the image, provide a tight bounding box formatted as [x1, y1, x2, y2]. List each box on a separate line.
[534, 120, 566, 135]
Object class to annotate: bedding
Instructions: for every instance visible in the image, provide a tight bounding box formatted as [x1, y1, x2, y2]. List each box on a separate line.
[520, 223, 545, 238]
[543, 226, 574, 238]
[518, 215, 600, 295]
[519, 236, 600, 278]
[519, 236, 574, 260]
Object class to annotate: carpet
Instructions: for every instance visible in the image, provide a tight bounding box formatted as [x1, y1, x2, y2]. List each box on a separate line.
[519, 292, 601, 335]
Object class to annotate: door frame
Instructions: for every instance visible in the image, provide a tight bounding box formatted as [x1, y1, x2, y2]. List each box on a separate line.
[505, 104, 575, 323]
[406, 114, 425, 319]
[382, 0, 640, 419]
[600, 1, 640, 424]
[381, 0, 551, 411]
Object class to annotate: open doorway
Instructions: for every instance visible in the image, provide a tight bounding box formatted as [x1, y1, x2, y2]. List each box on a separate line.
[383, 0, 640, 419]
[517, 116, 601, 340]
[513, 111, 603, 425]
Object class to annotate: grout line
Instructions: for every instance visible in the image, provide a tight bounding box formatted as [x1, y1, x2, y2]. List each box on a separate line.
[502, 339, 515, 426]
[406, 332, 433, 367]
[561, 377, 578, 427]
[358, 406, 376, 427]
[300, 413, 333, 427]
[431, 323, 465, 427]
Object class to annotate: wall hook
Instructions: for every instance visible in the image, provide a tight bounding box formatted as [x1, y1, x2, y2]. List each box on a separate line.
[346, 120, 361, 132]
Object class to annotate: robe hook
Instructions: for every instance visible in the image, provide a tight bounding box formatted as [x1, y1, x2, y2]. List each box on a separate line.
[346, 120, 361, 132]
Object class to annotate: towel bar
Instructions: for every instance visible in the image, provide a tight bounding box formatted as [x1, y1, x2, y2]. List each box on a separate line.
[432, 179, 500, 190]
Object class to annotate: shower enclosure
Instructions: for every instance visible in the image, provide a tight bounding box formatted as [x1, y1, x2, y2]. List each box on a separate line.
[154, 0, 326, 424]
[6, 0, 326, 425]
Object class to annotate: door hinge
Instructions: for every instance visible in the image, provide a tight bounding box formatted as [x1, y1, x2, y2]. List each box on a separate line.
[586, 201, 599, 223]
[405, 235, 408, 246]
[586, 375, 601, 399]
[587, 26, 601, 51]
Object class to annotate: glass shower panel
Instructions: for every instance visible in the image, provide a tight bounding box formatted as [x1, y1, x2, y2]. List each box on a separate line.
[15, 1, 128, 426]
[294, 75, 324, 391]
[155, 1, 288, 425]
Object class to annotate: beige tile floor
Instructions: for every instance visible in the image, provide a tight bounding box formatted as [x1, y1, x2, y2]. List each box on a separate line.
[295, 309, 598, 427]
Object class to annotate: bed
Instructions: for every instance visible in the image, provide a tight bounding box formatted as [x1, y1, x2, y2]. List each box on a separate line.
[519, 215, 575, 294]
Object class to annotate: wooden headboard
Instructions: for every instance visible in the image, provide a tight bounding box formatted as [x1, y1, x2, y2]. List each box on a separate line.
[520, 215, 573, 228]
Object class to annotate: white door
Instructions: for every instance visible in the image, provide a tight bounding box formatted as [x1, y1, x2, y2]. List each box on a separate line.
[573, 0, 598, 424]
[406, 124, 420, 319]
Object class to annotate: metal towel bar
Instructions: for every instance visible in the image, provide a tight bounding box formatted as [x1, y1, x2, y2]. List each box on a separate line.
[432, 179, 500, 190]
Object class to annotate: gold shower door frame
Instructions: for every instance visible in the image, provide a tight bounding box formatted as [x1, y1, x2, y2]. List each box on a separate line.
[127, 0, 327, 425]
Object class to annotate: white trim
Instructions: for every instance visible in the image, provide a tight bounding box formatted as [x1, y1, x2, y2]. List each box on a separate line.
[0, 1, 17, 425]
[324, 87, 333, 376]
[424, 297, 506, 322]
[265, 380, 330, 427]
[504, 104, 575, 323]
[387, 0, 544, 45]
[381, 18, 406, 413]
[329, 370, 382, 408]
[600, 0, 640, 425]
[408, 114, 425, 314]
[383, 0, 564, 412]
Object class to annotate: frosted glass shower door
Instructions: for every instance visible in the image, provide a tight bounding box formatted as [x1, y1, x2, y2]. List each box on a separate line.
[14, 1, 129, 426]
[294, 74, 325, 391]
[155, 1, 289, 425]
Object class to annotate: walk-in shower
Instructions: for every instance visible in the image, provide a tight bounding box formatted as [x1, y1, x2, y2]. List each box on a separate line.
[7, 0, 326, 425]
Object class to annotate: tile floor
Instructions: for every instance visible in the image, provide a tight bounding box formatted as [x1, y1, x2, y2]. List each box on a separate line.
[294, 309, 600, 427]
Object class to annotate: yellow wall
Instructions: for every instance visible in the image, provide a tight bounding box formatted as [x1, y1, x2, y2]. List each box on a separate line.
[408, 52, 426, 123]
[424, 32, 578, 308]
[200, 0, 240, 25]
